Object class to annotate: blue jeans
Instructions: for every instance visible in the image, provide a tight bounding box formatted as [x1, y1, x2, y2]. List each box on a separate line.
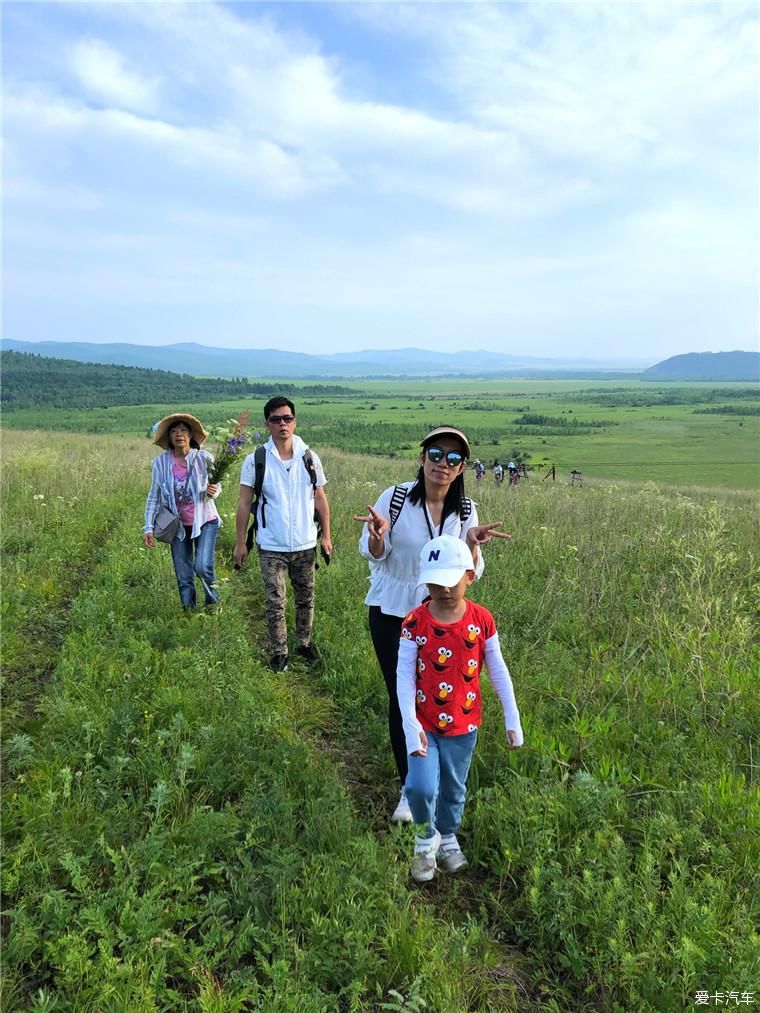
[170, 520, 219, 609]
[405, 729, 477, 839]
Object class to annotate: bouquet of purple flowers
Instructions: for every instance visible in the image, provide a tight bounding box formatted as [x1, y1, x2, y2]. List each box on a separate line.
[207, 410, 250, 485]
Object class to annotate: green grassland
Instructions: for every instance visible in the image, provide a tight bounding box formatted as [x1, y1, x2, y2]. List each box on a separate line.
[1, 426, 758, 1011]
[3, 379, 758, 490]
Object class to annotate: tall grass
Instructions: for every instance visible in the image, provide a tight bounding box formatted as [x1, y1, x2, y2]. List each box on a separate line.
[2, 432, 758, 1011]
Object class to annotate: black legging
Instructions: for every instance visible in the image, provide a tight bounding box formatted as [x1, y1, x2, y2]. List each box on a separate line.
[368, 606, 408, 787]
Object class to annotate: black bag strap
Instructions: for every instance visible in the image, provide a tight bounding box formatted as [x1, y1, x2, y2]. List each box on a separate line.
[250, 445, 268, 529]
[303, 449, 318, 491]
[245, 445, 268, 549]
[389, 485, 408, 529]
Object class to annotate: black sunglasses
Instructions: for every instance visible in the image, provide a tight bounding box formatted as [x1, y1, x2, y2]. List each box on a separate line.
[426, 446, 464, 468]
[268, 414, 296, 424]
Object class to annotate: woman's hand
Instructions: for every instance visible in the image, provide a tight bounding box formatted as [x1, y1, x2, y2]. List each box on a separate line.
[466, 523, 512, 548]
[207, 483, 220, 497]
[354, 504, 390, 558]
[144, 532, 156, 549]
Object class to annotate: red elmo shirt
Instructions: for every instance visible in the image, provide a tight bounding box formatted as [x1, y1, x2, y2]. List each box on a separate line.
[400, 599, 496, 736]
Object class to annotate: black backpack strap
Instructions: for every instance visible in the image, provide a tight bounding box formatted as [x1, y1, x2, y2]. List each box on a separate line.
[303, 449, 322, 540]
[302, 449, 318, 490]
[461, 496, 472, 521]
[246, 446, 268, 549]
[389, 485, 408, 529]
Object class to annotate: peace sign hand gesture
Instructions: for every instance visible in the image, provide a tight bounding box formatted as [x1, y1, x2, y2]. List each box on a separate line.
[353, 503, 390, 540]
[466, 523, 512, 548]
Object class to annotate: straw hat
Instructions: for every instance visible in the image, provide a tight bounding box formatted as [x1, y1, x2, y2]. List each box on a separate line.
[152, 413, 208, 449]
[420, 425, 471, 459]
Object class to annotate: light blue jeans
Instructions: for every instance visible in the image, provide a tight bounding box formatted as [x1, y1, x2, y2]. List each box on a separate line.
[405, 729, 477, 840]
[170, 520, 219, 609]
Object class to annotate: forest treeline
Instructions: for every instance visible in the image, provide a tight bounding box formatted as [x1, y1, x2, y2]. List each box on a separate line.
[0, 351, 353, 410]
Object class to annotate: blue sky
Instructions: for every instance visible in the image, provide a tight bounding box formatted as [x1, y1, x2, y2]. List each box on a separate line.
[3, 0, 758, 362]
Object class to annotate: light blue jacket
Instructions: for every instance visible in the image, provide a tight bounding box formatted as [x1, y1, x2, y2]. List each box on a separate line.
[144, 449, 221, 540]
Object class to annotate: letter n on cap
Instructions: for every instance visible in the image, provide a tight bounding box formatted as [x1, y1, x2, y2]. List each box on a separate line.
[428, 549, 440, 561]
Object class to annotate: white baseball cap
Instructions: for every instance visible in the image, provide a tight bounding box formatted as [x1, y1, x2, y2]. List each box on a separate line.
[417, 535, 475, 588]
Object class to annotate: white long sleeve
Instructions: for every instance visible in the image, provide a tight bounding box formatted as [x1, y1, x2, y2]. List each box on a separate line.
[483, 633, 523, 746]
[396, 636, 426, 755]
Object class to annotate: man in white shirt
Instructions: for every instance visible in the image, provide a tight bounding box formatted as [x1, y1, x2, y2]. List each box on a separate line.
[234, 396, 332, 672]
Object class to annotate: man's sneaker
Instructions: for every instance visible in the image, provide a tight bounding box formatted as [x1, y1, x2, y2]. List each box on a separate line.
[391, 789, 413, 824]
[438, 835, 468, 873]
[269, 653, 289, 672]
[296, 643, 321, 664]
[411, 831, 441, 883]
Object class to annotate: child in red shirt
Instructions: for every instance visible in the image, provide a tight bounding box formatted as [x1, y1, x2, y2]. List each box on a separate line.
[397, 534, 523, 882]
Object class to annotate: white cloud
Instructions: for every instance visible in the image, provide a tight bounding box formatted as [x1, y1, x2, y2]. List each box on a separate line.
[2, 0, 757, 357]
[70, 37, 159, 111]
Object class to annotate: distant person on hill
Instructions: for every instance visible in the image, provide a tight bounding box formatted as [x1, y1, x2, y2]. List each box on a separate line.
[233, 396, 332, 673]
[493, 461, 504, 485]
[474, 459, 486, 484]
[398, 535, 523, 881]
[354, 425, 510, 824]
[143, 413, 222, 611]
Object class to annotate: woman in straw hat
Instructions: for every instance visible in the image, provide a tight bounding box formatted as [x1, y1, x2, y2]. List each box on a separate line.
[144, 413, 222, 610]
[354, 425, 510, 823]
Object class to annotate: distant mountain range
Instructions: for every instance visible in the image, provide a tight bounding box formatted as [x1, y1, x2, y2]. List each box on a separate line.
[642, 350, 760, 382]
[0, 339, 647, 378]
[1, 339, 757, 381]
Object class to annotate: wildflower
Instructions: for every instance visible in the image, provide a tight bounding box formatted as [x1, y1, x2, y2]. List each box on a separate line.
[207, 411, 251, 485]
[33, 494, 45, 500]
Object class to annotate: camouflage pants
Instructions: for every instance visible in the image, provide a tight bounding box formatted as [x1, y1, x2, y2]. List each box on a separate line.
[258, 548, 316, 654]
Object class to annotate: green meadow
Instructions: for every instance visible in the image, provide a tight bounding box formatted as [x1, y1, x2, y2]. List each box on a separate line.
[3, 379, 759, 490]
[1, 382, 759, 1011]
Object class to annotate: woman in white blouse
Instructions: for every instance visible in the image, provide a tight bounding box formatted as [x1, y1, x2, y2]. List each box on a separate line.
[355, 425, 509, 823]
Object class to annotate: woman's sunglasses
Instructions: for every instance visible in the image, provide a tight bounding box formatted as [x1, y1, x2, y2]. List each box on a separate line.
[426, 446, 464, 468]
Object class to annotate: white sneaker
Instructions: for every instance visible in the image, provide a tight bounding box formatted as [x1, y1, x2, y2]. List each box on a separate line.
[411, 831, 441, 883]
[391, 789, 413, 824]
[438, 834, 468, 873]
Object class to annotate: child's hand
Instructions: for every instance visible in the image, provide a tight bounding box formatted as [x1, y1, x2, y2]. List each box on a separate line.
[411, 730, 428, 757]
[506, 729, 521, 749]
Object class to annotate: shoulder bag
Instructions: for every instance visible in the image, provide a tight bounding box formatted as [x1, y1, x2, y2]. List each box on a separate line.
[153, 505, 180, 543]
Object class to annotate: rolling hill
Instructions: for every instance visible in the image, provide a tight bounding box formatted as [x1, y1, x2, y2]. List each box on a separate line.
[642, 350, 760, 381]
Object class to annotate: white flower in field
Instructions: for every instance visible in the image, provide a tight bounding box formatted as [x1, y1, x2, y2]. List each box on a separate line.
[33, 493, 45, 500]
